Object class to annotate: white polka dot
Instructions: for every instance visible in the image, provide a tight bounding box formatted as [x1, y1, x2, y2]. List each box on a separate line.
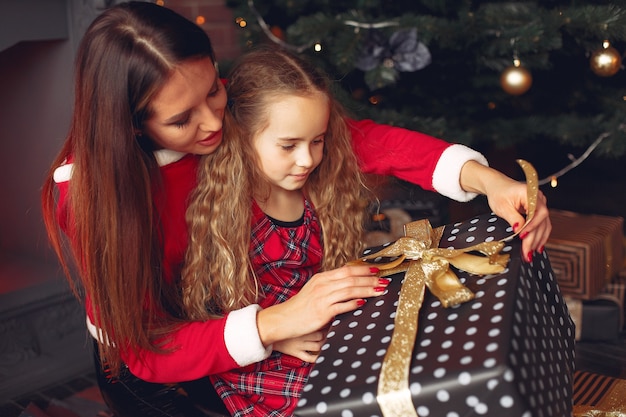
[486, 342, 498, 352]
[474, 402, 488, 414]
[417, 406, 430, 416]
[458, 372, 472, 385]
[339, 388, 351, 398]
[460, 356, 472, 365]
[315, 402, 327, 413]
[362, 392, 375, 404]
[410, 382, 422, 395]
[340, 410, 353, 417]
[434, 368, 446, 378]
[436, 390, 450, 402]
[466, 395, 479, 406]
[321, 386, 332, 394]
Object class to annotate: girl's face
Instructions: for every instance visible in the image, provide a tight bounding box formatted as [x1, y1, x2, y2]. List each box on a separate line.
[143, 57, 227, 155]
[253, 92, 328, 194]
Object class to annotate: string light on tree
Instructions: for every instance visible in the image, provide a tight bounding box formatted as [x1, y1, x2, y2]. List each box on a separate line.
[500, 58, 532, 95]
[590, 40, 622, 77]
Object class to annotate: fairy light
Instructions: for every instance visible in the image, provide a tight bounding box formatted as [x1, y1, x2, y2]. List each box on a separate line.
[236, 17, 247, 28]
[538, 131, 614, 186]
[550, 176, 558, 188]
[196, 15, 205, 25]
[155, 0, 164, 5]
[314, 43, 322, 52]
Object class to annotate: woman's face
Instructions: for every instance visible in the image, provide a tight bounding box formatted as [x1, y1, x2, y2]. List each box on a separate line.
[143, 57, 227, 155]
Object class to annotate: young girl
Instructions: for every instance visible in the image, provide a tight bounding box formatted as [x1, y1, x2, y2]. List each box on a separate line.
[183, 48, 376, 416]
[41, 2, 550, 416]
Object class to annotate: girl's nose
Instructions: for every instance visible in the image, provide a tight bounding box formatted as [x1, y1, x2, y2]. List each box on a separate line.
[296, 149, 313, 168]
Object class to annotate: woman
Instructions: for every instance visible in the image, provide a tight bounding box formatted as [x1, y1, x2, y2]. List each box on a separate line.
[41, 2, 550, 416]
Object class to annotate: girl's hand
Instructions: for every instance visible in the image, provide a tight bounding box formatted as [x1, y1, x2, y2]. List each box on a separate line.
[460, 161, 552, 262]
[257, 265, 388, 347]
[273, 329, 328, 363]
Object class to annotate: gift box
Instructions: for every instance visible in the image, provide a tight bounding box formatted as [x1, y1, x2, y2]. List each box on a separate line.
[297, 213, 575, 417]
[566, 297, 621, 341]
[545, 210, 624, 300]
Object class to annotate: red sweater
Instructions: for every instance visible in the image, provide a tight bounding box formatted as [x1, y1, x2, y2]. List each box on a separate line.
[53, 119, 485, 383]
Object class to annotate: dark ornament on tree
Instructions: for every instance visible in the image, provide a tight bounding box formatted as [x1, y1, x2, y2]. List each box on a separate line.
[355, 28, 431, 73]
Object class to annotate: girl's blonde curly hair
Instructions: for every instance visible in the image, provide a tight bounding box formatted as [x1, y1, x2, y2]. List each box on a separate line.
[182, 47, 371, 319]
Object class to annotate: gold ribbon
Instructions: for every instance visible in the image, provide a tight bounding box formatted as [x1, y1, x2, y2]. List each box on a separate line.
[349, 159, 539, 417]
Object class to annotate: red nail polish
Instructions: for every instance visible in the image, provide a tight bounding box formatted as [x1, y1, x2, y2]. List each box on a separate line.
[378, 278, 390, 286]
[374, 286, 386, 292]
[538, 246, 544, 254]
[357, 299, 366, 306]
[370, 267, 380, 274]
[520, 231, 529, 240]
[512, 222, 520, 231]
[527, 251, 533, 262]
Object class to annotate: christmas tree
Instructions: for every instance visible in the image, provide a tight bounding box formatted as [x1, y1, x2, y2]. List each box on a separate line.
[224, 0, 626, 218]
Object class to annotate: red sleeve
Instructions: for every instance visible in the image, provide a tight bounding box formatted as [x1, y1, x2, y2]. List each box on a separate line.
[120, 316, 240, 383]
[348, 118, 451, 191]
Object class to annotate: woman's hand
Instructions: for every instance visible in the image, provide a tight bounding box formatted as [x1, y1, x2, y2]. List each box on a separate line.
[257, 265, 388, 347]
[460, 161, 552, 262]
[273, 329, 328, 363]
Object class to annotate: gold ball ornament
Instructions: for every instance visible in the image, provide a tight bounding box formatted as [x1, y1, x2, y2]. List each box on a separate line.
[590, 45, 622, 77]
[500, 65, 532, 95]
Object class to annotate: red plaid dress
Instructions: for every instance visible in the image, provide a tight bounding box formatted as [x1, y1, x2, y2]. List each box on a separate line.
[211, 198, 324, 417]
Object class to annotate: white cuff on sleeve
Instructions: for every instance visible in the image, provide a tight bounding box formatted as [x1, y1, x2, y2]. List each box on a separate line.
[224, 304, 272, 367]
[432, 144, 488, 202]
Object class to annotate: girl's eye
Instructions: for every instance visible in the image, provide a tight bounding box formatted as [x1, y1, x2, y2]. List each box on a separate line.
[281, 144, 296, 151]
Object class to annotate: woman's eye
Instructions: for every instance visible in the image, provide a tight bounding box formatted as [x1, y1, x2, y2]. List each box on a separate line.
[173, 118, 190, 129]
[281, 144, 296, 151]
[208, 83, 222, 97]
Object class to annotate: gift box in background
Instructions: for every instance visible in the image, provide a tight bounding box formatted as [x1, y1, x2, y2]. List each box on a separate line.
[297, 213, 575, 417]
[545, 210, 624, 300]
[566, 275, 626, 341]
[572, 371, 626, 417]
[566, 298, 621, 342]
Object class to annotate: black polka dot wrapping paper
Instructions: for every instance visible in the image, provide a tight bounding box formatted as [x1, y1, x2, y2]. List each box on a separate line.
[296, 213, 576, 417]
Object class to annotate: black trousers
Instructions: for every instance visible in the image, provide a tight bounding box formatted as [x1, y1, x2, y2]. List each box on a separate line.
[93, 341, 230, 417]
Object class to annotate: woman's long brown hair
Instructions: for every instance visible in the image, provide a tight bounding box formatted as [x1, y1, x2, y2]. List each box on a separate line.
[41, 2, 215, 375]
[183, 48, 370, 319]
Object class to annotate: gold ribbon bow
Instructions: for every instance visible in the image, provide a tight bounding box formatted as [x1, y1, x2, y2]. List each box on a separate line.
[349, 159, 539, 417]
